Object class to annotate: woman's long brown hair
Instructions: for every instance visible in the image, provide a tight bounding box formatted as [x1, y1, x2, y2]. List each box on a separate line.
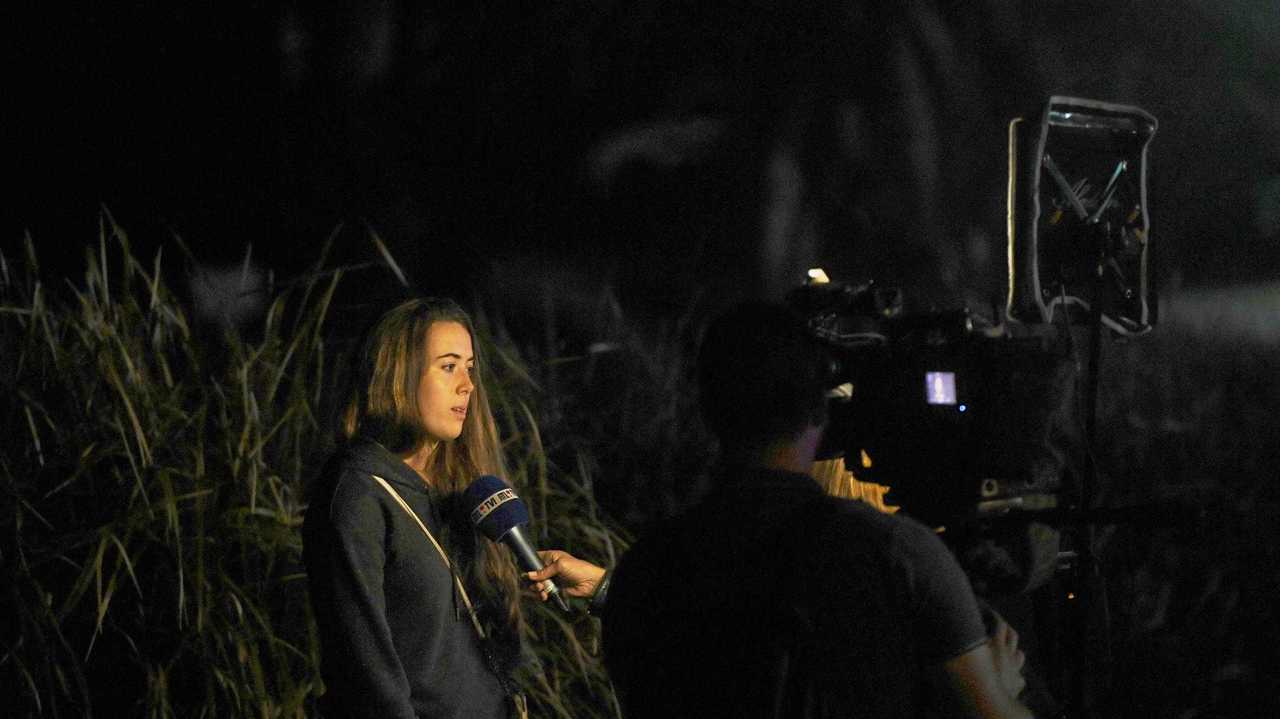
[340, 297, 523, 637]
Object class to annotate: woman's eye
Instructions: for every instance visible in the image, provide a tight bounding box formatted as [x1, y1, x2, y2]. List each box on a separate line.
[442, 363, 455, 372]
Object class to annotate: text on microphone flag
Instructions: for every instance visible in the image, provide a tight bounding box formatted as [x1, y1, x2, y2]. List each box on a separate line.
[470, 488, 519, 525]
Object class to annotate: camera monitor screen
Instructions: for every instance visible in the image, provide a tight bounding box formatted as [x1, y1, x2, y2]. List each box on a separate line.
[925, 371, 956, 405]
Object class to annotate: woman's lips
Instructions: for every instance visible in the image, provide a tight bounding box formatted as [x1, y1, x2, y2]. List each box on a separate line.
[451, 406, 467, 420]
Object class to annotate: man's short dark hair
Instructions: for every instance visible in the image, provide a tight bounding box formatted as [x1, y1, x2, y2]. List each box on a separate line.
[696, 301, 830, 448]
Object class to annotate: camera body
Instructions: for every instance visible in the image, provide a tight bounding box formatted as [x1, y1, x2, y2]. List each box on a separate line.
[790, 280, 1077, 595]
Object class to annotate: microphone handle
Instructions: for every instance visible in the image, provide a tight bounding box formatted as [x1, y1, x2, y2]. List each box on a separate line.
[505, 524, 570, 612]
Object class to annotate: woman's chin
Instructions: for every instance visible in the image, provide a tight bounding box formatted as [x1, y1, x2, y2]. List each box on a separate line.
[425, 425, 465, 444]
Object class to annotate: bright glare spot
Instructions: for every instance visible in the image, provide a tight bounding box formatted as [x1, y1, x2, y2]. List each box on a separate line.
[827, 382, 854, 399]
[807, 267, 830, 284]
[860, 449, 872, 469]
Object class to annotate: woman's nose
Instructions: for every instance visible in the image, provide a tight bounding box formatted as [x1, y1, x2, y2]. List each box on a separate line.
[458, 371, 474, 394]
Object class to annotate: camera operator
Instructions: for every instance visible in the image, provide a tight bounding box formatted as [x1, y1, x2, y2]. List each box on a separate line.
[529, 301, 1031, 717]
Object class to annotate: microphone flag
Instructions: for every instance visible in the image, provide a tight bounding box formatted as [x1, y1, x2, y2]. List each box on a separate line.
[462, 475, 569, 612]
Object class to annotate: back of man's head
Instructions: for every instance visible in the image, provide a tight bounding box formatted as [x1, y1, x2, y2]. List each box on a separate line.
[696, 301, 830, 452]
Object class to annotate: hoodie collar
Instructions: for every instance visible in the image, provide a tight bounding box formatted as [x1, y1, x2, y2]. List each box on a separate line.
[344, 440, 431, 494]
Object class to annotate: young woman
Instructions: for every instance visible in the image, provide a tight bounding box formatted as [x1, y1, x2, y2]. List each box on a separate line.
[303, 297, 526, 719]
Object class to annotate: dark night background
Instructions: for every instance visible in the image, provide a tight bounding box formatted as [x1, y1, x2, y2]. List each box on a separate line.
[7, 1, 1280, 716]
[13, 2, 1278, 305]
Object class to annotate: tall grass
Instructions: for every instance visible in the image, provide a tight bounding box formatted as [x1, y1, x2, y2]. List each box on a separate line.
[0, 217, 627, 717]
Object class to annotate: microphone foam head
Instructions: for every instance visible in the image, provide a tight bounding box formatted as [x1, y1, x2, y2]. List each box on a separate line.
[463, 474, 529, 541]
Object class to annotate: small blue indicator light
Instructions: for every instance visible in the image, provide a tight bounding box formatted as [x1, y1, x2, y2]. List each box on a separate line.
[958, 404, 967, 413]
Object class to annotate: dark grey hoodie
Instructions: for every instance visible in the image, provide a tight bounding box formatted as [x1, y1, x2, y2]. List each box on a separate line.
[303, 441, 510, 719]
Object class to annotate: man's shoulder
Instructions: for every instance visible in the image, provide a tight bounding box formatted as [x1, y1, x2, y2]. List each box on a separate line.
[616, 492, 936, 560]
[796, 496, 961, 583]
[811, 494, 909, 540]
[611, 515, 685, 577]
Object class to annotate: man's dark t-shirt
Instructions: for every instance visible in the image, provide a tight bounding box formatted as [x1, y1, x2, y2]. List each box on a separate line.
[603, 467, 986, 718]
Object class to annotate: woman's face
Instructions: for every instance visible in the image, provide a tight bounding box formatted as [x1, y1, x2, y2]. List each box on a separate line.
[417, 320, 475, 444]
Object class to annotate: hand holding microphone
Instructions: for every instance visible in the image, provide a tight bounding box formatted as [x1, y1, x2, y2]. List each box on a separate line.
[463, 475, 571, 612]
[527, 550, 607, 601]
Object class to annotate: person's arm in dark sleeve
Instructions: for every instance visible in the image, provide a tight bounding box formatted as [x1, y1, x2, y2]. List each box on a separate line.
[599, 550, 646, 713]
[895, 520, 1034, 718]
[310, 477, 416, 719]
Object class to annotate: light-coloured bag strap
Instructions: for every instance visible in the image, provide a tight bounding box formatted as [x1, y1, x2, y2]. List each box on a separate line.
[371, 474, 487, 640]
[372, 474, 530, 719]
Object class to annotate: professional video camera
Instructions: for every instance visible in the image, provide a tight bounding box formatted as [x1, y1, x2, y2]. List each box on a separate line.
[788, 97, 1158, 597]
[789, 278, 1076, 596]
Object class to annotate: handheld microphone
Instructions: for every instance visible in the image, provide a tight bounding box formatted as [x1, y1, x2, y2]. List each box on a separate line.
[463, 475, 569, 612]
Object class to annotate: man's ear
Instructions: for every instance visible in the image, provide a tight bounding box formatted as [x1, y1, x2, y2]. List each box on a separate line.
[796, 424, 825, 461]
